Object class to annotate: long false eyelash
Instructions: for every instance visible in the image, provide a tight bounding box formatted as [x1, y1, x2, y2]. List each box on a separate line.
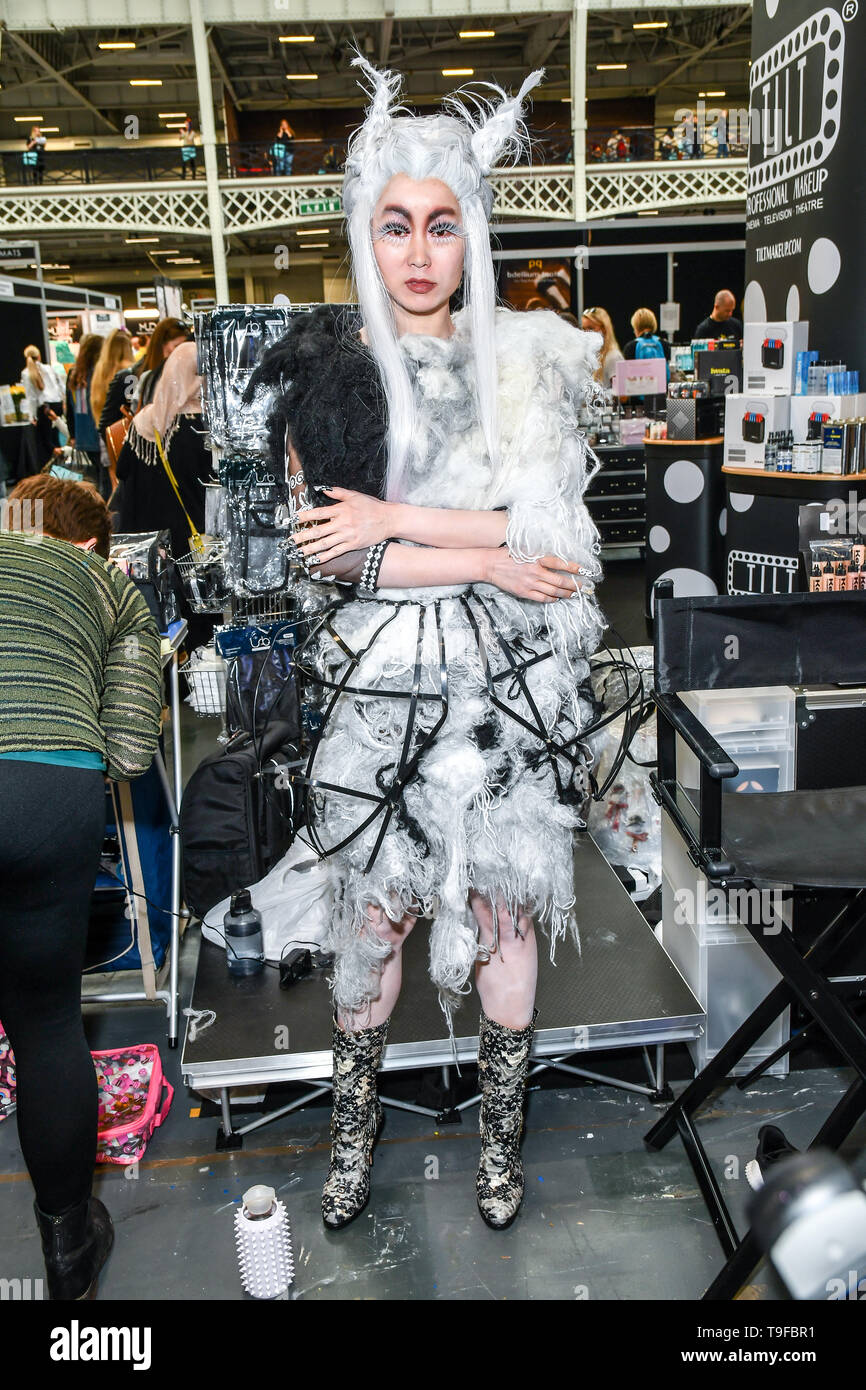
[373, 219, 465, 241]
[430, 220, 464, 239]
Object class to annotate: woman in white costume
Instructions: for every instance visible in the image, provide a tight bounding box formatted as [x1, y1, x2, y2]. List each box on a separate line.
[250, 56, 605, 1232]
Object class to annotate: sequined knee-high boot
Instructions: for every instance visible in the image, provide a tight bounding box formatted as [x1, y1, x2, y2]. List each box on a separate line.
[476, 1009, 537, 1230]
[322, 1017, 389, 1230]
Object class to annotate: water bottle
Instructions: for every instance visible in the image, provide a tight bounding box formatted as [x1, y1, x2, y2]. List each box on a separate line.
[234, 1184, 295, 1300]
[224, 889, 264, 978]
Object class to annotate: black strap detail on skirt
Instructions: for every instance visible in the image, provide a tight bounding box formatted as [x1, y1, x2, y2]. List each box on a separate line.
[290, 588, 646, 874]
[293, 599, 449, 872]
[459, 591, 590, 806]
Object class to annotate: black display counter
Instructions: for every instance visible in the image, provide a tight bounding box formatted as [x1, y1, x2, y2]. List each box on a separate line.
[723, 467, 866, 596]
[586, 444, 646, 557]
[644, 437, 726, 617]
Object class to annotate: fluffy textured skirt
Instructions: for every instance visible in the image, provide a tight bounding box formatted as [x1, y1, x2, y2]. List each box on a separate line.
[296, 584, 597, 1027]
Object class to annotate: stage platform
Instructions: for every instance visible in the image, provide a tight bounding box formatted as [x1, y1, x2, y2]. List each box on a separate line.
[182, 836, 703, 1143]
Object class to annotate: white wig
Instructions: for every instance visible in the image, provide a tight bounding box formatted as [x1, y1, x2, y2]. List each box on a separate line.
[343, 54, 544, 501]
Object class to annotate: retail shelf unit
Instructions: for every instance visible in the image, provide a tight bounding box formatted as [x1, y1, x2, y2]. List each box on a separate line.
[586, 444, 646, 561]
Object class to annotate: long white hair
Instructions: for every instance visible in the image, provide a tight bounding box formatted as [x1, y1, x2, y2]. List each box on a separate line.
[343, 55, 544, 501]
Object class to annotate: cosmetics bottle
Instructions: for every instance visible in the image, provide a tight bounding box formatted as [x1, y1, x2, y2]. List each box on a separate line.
[764, 432, 777, 472]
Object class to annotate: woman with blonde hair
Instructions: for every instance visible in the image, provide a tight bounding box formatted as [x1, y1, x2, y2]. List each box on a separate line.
[581, 306, 624, 388]
[20, 345, 67, 468]
[623, 306, 670, 364]
[90, 329, 135, 432]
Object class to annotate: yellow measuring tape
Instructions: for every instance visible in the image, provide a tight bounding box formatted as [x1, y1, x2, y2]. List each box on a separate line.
[153, 426, 204, 557]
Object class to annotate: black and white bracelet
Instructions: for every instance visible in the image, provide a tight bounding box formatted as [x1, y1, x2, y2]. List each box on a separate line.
[358, 541, 389, 593]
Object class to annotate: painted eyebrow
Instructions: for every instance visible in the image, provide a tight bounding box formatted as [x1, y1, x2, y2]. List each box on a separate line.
[379, 204, 461, 223]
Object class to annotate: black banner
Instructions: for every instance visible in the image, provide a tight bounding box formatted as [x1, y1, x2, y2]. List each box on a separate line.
[745, 1, 865, 363]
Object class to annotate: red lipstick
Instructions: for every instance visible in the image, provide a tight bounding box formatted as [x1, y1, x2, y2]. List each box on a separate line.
[406, 279, 435, 293]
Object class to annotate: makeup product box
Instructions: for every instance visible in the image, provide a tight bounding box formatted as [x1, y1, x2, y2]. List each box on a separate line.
[723, 393, 791, 469]
[789, 394, 866, 443]
[665, 396, 723, 440]
[743, 320, 809, 394]
[695, 347, 743, 396]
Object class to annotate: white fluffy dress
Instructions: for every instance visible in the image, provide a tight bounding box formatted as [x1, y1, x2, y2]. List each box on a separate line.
[296, 308, 606, 1028]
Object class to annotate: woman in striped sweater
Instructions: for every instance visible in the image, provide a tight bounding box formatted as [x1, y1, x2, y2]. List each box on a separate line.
[0, 476, 163, 1300]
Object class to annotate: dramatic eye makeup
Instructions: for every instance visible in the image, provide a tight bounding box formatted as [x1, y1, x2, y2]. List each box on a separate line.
[373, 205, 464, 242]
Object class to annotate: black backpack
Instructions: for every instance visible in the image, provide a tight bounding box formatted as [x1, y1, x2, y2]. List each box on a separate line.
[179, 720, 299, 920]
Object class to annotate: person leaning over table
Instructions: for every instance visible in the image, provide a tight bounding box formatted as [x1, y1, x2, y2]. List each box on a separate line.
[0, 475, 163, 1302]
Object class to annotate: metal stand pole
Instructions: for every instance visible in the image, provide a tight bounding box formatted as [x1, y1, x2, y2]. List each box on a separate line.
[189, 0, 230, 303]
[168, 649, 184, 1046]
[571, 1, 588, 223]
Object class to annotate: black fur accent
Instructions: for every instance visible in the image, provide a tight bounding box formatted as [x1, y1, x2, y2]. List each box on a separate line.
[244, 304, 387, 506]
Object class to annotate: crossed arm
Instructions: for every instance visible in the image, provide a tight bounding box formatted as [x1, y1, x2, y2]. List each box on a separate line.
[288, 439, 589, 603]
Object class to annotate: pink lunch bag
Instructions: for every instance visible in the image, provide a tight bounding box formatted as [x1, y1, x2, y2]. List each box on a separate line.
[92, 1044, 174, 1165]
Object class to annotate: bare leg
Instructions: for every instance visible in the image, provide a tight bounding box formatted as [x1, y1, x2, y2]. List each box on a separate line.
[470, 890, 538, 1029]
[337, 905, 418, 1032]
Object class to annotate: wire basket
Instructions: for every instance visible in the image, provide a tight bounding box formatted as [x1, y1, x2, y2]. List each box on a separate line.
[182, 647, 227, 719]
[175, 542, 230, 615]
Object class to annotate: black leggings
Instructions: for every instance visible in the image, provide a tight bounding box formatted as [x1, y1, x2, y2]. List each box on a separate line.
[0, 763, 105, 1214]
[33, 401, 63, 468]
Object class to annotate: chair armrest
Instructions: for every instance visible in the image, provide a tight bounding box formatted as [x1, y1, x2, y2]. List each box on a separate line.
[654, 692, 739, 781]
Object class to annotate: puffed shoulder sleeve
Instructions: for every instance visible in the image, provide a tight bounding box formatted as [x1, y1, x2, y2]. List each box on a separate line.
[493, 309, 606, 658]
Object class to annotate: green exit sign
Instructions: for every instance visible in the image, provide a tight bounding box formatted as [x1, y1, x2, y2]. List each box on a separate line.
[298, 198, 342, 216]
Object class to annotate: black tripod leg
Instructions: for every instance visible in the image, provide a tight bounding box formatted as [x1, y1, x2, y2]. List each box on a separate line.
[702, 1229, 763, 1301]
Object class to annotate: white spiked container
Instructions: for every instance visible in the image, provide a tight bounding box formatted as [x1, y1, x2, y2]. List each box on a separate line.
[234, 1184, 295, 1299]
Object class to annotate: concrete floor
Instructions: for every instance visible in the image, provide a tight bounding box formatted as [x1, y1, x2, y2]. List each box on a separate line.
[1, 559, 863, 1301]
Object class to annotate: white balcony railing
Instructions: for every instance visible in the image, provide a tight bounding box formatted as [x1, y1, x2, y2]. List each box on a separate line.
[0, 161, 748, 240]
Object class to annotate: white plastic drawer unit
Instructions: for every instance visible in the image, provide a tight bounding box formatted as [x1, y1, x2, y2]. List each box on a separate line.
[676, 686, 796, 802]
[660, 810, 790, 1077]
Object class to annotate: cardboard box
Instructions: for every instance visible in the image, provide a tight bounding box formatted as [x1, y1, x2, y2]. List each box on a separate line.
[789, 394, 866, 442]
[723, 393, 791, 470]
[743, 321, 809, 395]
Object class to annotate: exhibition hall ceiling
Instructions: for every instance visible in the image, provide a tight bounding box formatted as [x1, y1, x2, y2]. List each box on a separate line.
[0, 8, 751, 137]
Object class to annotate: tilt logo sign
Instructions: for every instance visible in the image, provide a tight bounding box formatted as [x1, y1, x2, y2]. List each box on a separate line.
[747, 7, 845, 228]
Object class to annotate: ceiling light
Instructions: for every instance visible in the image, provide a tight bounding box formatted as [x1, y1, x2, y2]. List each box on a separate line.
[561, 98, 572, 104]
[14, 116, 44, 122]
[98, 41, 136, 49]
[459, 30, 495, 39]
[633, 21, 668, 29]
[285, 73, 318, 80]
[39, 127, 60, 133]
[596, 64, 628, 71]
[701, 90, 727, 98]
[301, 243, 329, 250]
[41, 262, 70, 269]
[297, 228, 329, 236]
[129, 79, 163, 86]
[279, 35, 315, 42]
[164, 122, 187, 129]
[638, 210, 659, 217]
[151, 249, 180, 255]
[125, 237, 160, 243]
[166, 257, 200, 264]
[443, 68, 474, 77]
[158, 112, 187, 118]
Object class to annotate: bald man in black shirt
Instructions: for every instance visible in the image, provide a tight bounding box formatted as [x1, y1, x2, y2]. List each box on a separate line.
[694, 289, 743, 342]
